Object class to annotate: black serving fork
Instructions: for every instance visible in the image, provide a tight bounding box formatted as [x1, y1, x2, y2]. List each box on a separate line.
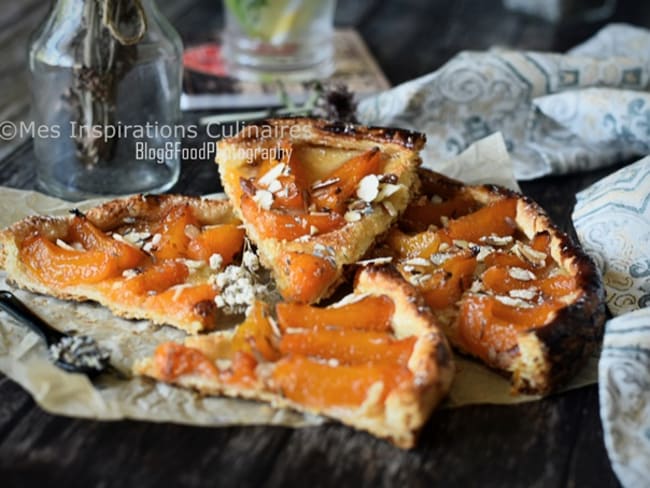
[0, 290, 115, 378]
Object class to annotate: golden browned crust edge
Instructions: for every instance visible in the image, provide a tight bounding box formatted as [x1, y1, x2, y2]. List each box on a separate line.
[134, 265, 454, 448]
[411, 169, 605, 395]
[224, 117, 427, 151]
[0, 194, 238, 334]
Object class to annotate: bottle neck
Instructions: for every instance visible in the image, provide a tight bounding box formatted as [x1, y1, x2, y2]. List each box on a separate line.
[50, 0, 152, 46]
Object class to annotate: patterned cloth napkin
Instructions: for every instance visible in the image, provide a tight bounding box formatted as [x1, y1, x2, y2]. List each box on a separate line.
[359, 23, 650, 180]
[573, 156, 650, 488]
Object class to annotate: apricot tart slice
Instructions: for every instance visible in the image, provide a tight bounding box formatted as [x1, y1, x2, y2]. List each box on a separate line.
[384, 169, 605, 394]
[0, 195, 245, 334]
[134, 265, 454, 448]
[216, 117, 425, 304]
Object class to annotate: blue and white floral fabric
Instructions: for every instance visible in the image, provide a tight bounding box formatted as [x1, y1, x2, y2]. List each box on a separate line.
[359, 24, 650, 180]
[573, 156, 650, 488]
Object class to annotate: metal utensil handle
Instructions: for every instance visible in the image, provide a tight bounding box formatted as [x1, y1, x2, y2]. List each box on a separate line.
[0, 290, 65, 346]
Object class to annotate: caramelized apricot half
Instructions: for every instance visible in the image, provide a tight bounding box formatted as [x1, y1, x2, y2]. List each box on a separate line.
[231, 301, 280, 361]
[272, 356, 412, 408]
[21, 236, 121, 286]
[240, 194, 344, 240]
[457, 294, 561, 364]
[310, 147, 383, 212]
[68, 217, 146, 270]
[445, 198, 517, 243]
[279, 251, 338, 303]
[276, 295, 394, 332]
[279, 330, 415, 366]
[186, 224, 245, 264]
[120, 260, 189, 296]
[153, 205, 200, 260]
[401, 194, 479, 232]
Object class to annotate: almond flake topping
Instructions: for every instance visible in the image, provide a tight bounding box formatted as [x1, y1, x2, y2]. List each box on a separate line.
[310, 177, 340, 191]
[508, 266, 536, 281]
[330, 292, 371, 308]
[511, 241, 547, 267]
[344, 210, 362, 222]
[121, 268, 140, 279]
[404, 257, 431, 267]
[357, 174, 380, 202]
[409, 273, 432, 286]
[55, 239, 78, 251]
[430, 252, 456, 266]
[356, 256, 393, 266]
[509, 288, 538, 300]
[143, 233, 162, 253]
[123, 231, 151, 246]
[112, 233, 141, 249]
[430, 195, 444, 204]
[476, 245, 495, 262]
[470, 279, 484, 293]
[480, 234, 513, 246]
[381, 201, 398, 216]
[258, 163, 286, 187]
[252, 189, 273, 210]
[494, 295, 533, 308]
[184, 224, 200, 239]
[376, 183, 403, 201]
[268, 316, 282, 337]
[111, 233, 128, 244]
[180, 259, 203, 270]
[170, 283, 194, 301]
[267, 179, 282, 194]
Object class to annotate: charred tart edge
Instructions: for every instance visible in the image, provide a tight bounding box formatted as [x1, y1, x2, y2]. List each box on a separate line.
[0, 194, 237, 334]
[217, 118, 425, 304]
[134, 265, 454, 449]
[221, 117, 427, 151]
[413, 169, 605, 394]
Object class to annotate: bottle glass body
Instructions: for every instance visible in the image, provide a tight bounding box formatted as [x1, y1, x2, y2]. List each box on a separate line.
[29, 0, 183, 200]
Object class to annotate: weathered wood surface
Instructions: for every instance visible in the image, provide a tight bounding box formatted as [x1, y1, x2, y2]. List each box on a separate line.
[2, 0, 648, 486]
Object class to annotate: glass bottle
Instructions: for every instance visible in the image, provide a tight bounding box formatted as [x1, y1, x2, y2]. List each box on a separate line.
[29, 0, 183, 200]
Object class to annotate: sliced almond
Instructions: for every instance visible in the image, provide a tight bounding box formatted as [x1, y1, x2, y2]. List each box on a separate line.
[512, 241, 547, 267]
[508, 267, 536, 281]
[184, 224, 201, 239]
[494, 295, 533, 308]
[252, 189, 273, 210]
[310, 177, 340, 191]
[509, 288, 538, 300]
[258, 163, 286, 187]
[404, 257, 431, 267]
[480, 234, 513, 247]
[356, 174, 380, 202]
[267, 179, 282, 194]
[55, 239, 77, 251]
[344, 210, 362, 222]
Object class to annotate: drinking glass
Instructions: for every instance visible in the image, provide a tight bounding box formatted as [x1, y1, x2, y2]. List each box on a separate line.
[223, 0, 337, 81]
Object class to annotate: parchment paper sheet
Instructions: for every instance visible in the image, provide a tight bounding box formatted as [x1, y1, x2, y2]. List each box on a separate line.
[0, 134, 597, 429]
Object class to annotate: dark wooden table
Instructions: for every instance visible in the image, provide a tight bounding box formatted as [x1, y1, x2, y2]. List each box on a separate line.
[2, 0, 648, 486]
